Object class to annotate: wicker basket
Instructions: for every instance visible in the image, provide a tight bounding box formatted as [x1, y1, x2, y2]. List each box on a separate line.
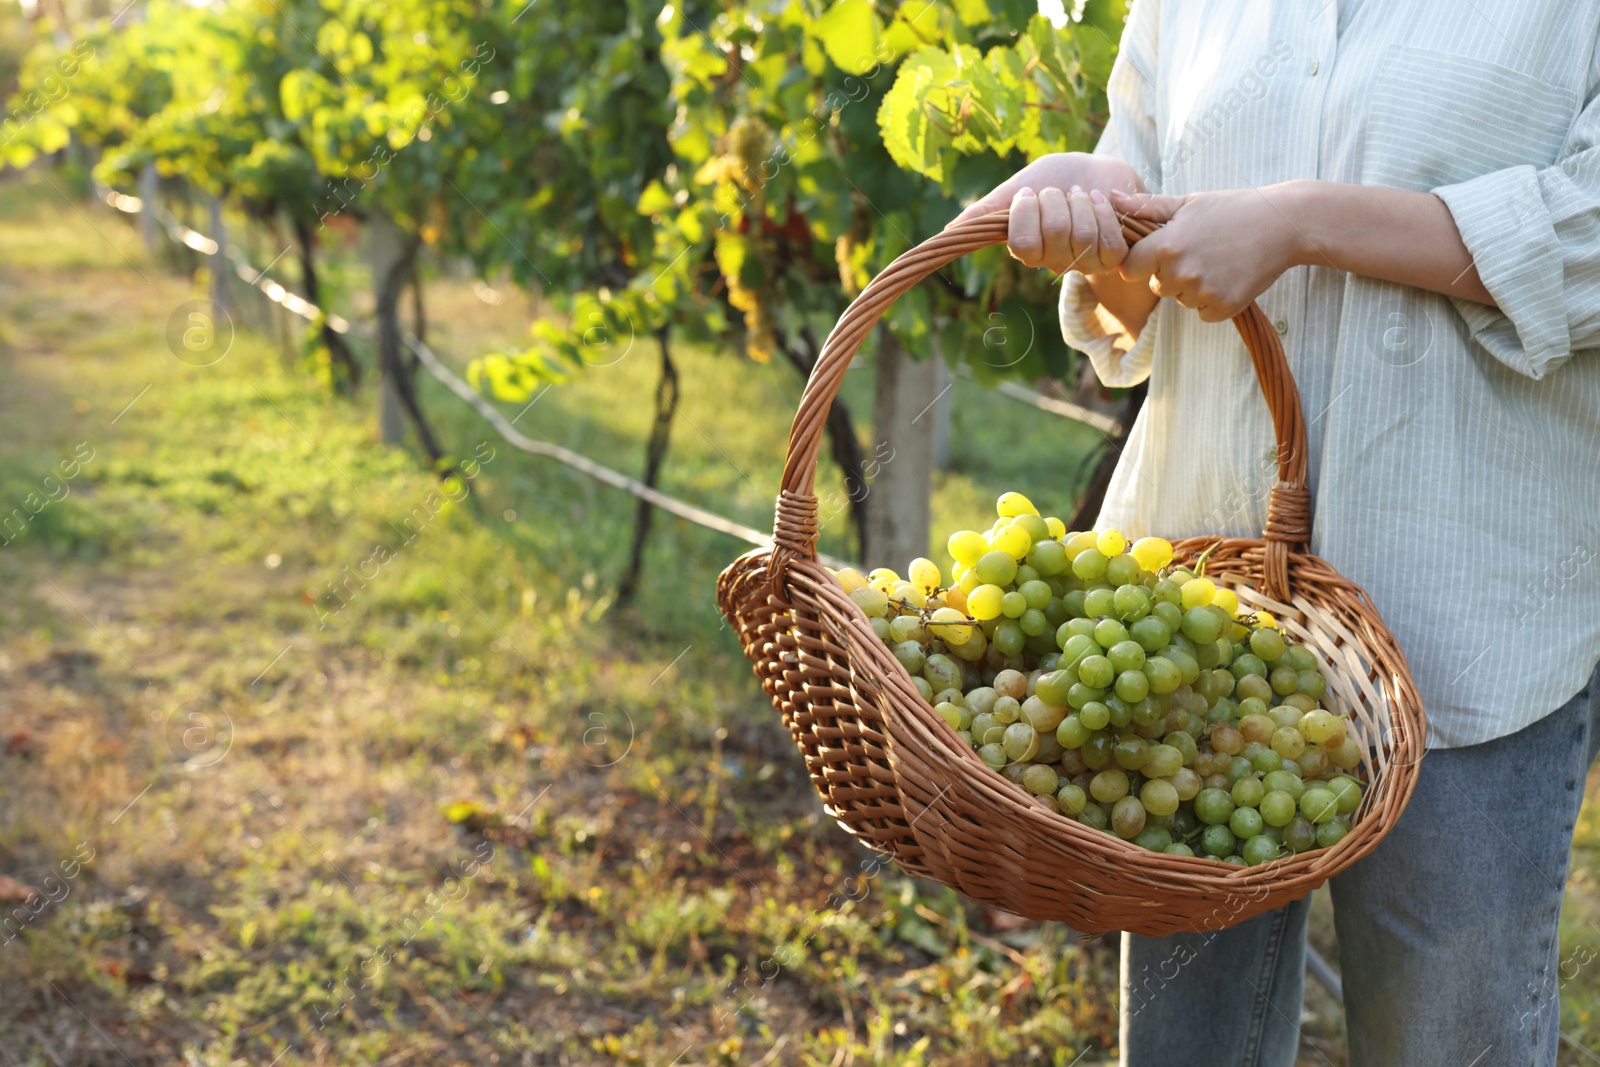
[716, 209, 1426, 936]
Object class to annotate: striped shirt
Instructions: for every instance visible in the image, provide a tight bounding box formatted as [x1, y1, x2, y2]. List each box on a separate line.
[1059, 0, 1600, 747]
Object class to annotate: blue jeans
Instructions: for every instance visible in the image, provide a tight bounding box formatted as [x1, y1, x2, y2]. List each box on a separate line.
[1121, 663, 1600, 1067]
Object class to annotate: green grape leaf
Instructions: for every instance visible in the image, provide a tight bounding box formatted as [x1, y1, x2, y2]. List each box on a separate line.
[636, 179, 675, 216]
[813, 0, 883, 76]
[952, 0, 995, 26]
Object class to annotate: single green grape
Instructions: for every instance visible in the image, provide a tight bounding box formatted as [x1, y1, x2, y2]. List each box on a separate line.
[1093, 617, 1129, 649]
[1131, 697, 1163, 728]
[968, 583, 1006, 621]
[1330, 735, 1364, 770]
[1107, 639, 1147, 673]
[1225, 756, 1255, 784]
[1022, 763, 1059, 796]
[1297, 670, 1327, 700]
[1067, 682, 1106, 710]
[1057, 782, 1088, 815]
[1152, 578, 1182, 606]
[1296, 747, 1331, 780]
[1083, 587, 1118, 618]
[1056, 714, 1090, 749]
[1259, 790, 1297, 827]
[1165, 647, 1201, 686]
[1283, 815, 1317, 852]
[1004, 722, 1040, 761]
[1144, 657, 1181, 695]
[1111, 796, 1148, 839]
[994, 620, 1026, 657]
[1105, 554, 1142, 586]
[1140, 777, 1181, 817]
[1250, 628, 1287, 662]
[1115, 583, 1152, 621]
[1328, 776, 1363, 815]
[1021, 696, 1066, 733]
[1081, 732, 1115, 770]
[1130, 615, 1172, 653]
[1079, 701, 1112, 731]
[1163, 842, 1196, 857]
[1201, 824, 1237, 858]
[1134, 825, 1173, 852]
[993, 524, 1033, 560]
[1013, 513, 1050, 543]
[1091, 768, 1131, 803]
[1115, 669, 1151, 703]
[1251, 748, 1284, 774]
[1271, 727, 1307, 761]
[1027, 539, 1069, 576]
[893, 641, 926, 676]
[1242, 834, 1281, 865]
[1300, 787, 1339, 824]
[1078, 803, 1110, 831]
[1265, 704, 1300, 731]
[1015, 579, 1051, 611]
[1316, 815, 1351, 848]
[1106, 695, 1135, 729]
[975, 550, 1019, 587]
[1262, 770, 1305, 800]
[1229, 806, 1264, 840]
[1152, 600, 1184, 631]
[1077, 655, 1114, 689]
[1194, 788, 1236, 826]
[1072, 548, 1109, 581]
[948, 529, 987, 566]
[1144, 743, 1184, 778]
[978, 743, 1006, 770]
[1181, 606, 1223, 644]
[1113, 735, 1150, 770]
[1231, 776, 1265, 809]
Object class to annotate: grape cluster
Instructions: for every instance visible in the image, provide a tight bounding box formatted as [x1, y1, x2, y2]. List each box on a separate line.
[832, 493, 1366, 865]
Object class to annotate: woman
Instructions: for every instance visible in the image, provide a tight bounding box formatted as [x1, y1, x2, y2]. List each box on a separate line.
[956, 2, 1600, 1064]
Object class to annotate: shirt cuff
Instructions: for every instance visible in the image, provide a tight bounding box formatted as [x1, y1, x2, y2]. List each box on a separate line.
[1432, 166, 1570, 380]
[1058, 270, 1156, 387]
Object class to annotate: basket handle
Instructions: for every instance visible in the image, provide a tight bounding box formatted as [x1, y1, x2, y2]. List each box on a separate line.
[771, 207, 1311, 601]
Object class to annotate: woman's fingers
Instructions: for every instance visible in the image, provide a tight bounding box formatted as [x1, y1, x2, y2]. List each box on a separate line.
[1088, 189, 1128, 268]
[1109, 188, 1186, 222]
[1007, 187, 1044, 266]
[1037, 186, 1073, 272]
[1066, 186, 1101, 272]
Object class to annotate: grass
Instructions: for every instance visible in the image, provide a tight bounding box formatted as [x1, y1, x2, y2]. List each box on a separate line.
[0, 168, 1598, 1066]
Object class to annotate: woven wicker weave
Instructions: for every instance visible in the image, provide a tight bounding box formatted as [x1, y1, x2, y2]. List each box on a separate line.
[716, 209, 1426, 936]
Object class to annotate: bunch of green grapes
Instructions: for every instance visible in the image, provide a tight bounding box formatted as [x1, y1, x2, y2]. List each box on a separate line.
[830, 492, 1367, 866]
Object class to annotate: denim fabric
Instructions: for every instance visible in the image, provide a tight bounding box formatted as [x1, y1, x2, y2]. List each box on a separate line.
[1120, 663, 1600, 1067]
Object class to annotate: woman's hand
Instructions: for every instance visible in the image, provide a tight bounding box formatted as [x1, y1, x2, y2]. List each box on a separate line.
[1111, 187, 1304, 322]
[950, 152, 1145, 275]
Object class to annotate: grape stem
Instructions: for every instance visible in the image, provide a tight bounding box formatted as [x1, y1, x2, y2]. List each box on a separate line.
[887, 595, 981, 627]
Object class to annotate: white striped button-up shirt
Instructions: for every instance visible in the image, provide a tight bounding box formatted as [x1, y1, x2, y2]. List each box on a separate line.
[1059, 0, 1600, 747]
